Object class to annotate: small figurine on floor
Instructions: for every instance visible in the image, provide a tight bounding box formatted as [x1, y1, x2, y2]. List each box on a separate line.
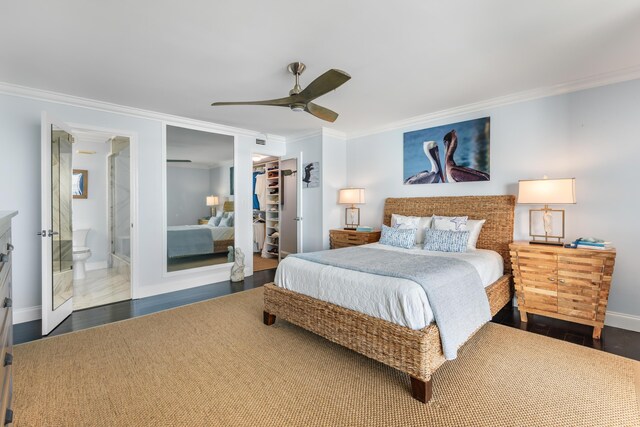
[230, 247, 245, 282]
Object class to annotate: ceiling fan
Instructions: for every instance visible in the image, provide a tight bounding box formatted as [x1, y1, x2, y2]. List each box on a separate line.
[211, 62, 351, 123]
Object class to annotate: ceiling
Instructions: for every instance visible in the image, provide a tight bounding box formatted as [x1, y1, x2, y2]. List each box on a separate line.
[166, 126, 233, 168]
[1, 1, 639, 138]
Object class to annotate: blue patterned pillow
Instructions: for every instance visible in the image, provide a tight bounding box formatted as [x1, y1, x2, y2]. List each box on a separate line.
[379, 224, 416, 249]
[423, 229, 470, 252]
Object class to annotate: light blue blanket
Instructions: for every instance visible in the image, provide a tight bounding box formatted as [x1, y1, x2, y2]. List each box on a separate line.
[167, 226, 213, 258]
[291, 246, 491, 360]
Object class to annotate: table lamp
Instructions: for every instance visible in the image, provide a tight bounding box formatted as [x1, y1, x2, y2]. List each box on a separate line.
[338, 188, 365, 230]
[206, 195, 219, 217]
[517, 177, 576, 245]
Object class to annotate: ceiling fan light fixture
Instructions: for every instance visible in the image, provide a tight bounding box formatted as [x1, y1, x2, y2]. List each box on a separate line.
[290, 103, 305, 112]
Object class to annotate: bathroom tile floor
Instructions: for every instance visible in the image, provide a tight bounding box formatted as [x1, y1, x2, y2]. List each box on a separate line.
[73, 267, 131, 311]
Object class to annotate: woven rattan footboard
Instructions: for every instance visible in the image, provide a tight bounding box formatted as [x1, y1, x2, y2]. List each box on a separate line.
[263, 274, 512, 401]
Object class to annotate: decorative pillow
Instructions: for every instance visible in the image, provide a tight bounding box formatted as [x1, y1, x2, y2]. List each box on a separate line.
[208, 216, 222, 227]
[464, 219, 486, 250]
[423, 229, 470, 252]
[432, 215, 468, 231]
[379, 224, 416, 249]
[219, 215, 233, 227]
[432, 215, 485, 249]
[391, 214, 432, 244]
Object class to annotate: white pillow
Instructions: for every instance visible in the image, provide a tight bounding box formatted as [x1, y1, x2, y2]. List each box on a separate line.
[208, 216, 222, 227]
[431, 215, 485, 250]
[219, 216, 233, 227]
[391, 214, 432, 244]
[432, 215, 468, 231]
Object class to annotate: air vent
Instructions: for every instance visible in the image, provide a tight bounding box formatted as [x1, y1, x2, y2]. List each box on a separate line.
[256, 139, 266, 146]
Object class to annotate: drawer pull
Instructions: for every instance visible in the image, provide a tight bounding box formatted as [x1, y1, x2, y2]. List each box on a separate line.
[3, 353, 11, 367]
[4, 409, 12, 425]
[548, 277, 556, 282]
[0, 253, 7, 263]
[2, 298, 11, 308]
[558, 278, 566, 284]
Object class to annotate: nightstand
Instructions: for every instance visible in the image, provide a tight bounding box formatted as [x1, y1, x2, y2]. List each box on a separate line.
[198, 218, 210, 225]
[509, 241, 616, 339]
[329, 229, 381, 249]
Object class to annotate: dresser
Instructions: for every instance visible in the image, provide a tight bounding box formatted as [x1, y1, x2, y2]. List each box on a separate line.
[0, 211, 16, 426]
[329, 229, 381, 249]
[510, 241, 616, 339]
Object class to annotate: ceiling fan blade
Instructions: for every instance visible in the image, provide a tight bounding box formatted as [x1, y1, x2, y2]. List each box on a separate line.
[305, 103, 339, 123]
[299, 69, 351, 102]
[211, 96, 294, 107]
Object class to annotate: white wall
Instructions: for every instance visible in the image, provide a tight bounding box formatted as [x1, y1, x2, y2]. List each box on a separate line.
[166, 166, 211, 226]
[0, 91, 285, 323]
[72, 139, 109, 268]
[285, 133, 323, 252]
[280, 158, 297, 255]
[346, 78, 640, 328]
[321, 131, 348, 249]
[209, 161, 233, 203]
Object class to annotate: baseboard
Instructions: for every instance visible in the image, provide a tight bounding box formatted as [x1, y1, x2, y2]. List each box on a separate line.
[86, 261, 108, 272]
[14, 305, 41, 324]
[605, 311, 640, 333]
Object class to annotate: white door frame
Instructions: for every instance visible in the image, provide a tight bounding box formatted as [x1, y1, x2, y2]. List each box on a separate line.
[67, 122, 140, 299]
[280, 154, 303, 254]
[41, 112, 74, 334]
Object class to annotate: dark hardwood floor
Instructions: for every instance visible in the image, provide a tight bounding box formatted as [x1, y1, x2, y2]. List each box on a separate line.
[14, 269, 275, 345]
[15, 271, 640, 362]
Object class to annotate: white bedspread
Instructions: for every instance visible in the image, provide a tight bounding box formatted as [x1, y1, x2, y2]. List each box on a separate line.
[274, 243, 503, 330]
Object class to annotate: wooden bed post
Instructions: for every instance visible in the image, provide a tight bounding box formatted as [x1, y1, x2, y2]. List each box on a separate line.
[410, 376, 432, 403]
[263, 311, 276, 326]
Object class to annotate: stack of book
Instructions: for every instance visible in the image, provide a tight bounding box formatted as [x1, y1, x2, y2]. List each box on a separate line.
[573, 238, 613, 250]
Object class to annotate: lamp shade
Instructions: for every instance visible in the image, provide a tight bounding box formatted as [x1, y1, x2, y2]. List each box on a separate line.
[206, 196, 219, 207]
[338, 188, 365, 205]
[518, 178, 576, 204]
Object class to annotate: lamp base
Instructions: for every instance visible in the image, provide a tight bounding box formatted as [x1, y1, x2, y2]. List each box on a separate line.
[529, 240, 564, 247]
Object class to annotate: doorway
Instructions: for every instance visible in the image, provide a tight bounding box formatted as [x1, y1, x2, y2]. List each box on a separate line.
[41, 113, 137, 335]
[252, 154, 300, 272]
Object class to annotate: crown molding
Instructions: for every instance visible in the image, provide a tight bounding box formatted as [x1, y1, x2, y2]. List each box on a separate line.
[346, 65, 640, 140]
[0, 82, 285, 141]
[322, 127, 347, 140]
[285, 129, 322, 144]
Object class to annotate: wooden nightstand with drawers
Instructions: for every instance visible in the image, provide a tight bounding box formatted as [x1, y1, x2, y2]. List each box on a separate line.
[509, 241, 616, 339]
[329, 229, 381, 249]
[198, 218, 210, 225]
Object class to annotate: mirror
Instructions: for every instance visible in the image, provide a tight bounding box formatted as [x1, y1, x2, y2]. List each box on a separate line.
[165, 125, 235, 272]
[72, 169, 88, 199]
[51, 126, 74, 309]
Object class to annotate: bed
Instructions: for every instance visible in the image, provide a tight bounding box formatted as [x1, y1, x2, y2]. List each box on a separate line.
[167, 201, 235, 258]
[263, 195, 515, 403]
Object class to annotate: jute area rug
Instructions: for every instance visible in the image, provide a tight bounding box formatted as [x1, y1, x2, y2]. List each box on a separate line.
[13, 288, 640, 426]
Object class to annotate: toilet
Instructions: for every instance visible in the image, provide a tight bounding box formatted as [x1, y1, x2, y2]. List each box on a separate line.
[72, 229, 92, 280]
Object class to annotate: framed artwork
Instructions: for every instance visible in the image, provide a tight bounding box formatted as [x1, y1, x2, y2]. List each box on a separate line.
[72, 169, 88, 199]
[403, 117, 490, 184]
[302, 162, 319, 188]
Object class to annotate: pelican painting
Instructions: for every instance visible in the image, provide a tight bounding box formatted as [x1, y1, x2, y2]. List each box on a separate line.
[404, 141, 445, 184]
[443, 130, 489, 182]
[403, 117, 490, 184]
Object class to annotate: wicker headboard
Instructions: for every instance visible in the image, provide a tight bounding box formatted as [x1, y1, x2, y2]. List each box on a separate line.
[383, 195, 515, 272]
[223, 201, 234, 213]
